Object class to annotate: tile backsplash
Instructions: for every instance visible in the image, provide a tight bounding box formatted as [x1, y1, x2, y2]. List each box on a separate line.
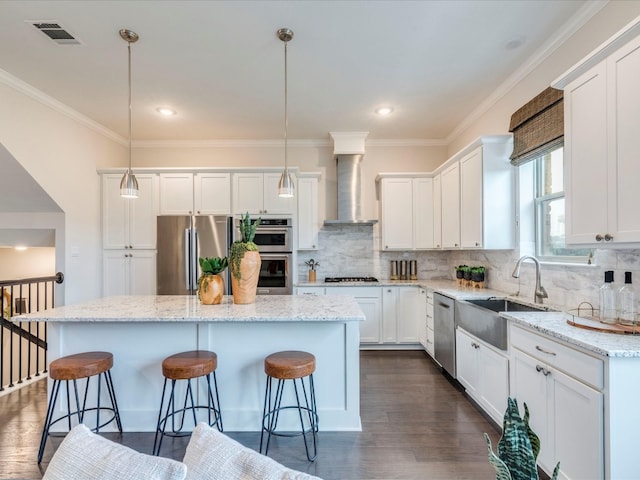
[296, 224, 640, 311]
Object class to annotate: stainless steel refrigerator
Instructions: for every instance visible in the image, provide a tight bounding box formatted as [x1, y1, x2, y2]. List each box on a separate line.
[156, 215, 232, 295]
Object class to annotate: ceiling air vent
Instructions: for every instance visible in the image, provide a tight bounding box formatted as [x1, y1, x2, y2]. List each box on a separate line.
[30, 22, 81, 45]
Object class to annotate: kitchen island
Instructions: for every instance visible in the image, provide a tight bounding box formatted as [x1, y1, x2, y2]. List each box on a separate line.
[20, 295, 364, 432]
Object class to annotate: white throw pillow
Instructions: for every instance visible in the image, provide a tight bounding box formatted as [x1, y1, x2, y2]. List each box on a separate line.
[43, 424, 187, 480]
[183, 423, 322, 480]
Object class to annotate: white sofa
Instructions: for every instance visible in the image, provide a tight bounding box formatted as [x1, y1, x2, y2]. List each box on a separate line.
[43, 423, 322, 480]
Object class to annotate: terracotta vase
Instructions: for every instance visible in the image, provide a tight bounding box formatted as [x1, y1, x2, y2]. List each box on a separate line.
[198, 274, 225, 305]
[231, 251, 261, 304]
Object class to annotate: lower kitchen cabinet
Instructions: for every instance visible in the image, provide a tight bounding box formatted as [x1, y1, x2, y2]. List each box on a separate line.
[424, 290, 435, 356]
[382, 286, 424, 345]
[103, 250, 157, 296]
[510, 324, 604, 480]
[455, 328, 508, 424]
[330, 287, 382, 344]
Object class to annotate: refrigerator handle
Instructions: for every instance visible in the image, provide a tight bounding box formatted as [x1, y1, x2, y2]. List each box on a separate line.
[192, 228, 199, 291]
[184, 228, 191, 290]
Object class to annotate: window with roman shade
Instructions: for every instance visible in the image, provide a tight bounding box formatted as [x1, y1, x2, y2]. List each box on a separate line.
[509, 86, 563, 166]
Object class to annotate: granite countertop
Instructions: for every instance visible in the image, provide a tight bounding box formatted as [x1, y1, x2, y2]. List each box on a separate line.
[16, 295, 365, 323]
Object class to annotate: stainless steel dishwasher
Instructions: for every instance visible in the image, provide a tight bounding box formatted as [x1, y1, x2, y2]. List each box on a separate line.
[433, 292, 456, 377]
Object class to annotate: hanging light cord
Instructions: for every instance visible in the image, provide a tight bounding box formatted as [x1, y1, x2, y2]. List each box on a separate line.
[283, 38, 288, 174]
[127, 39, 133, 174]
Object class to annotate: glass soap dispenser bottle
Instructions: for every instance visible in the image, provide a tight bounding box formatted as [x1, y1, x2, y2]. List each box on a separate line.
[599, 270, 617, 324]
[618, 271, 636, 326]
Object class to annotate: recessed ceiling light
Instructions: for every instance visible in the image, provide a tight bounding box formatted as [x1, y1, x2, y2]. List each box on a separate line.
[505, 36, 526, 50]
[156, 107, 177, 116]
[14, 245, 27, 251]
[375, 107, 393, 116]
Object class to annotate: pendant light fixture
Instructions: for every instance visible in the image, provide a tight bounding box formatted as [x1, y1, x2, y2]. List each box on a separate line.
[277, 28, 294, 198]
[119, 28, 139, 198]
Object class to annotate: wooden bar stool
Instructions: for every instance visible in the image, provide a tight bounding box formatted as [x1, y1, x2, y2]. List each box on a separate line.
[38, 351, 122, 463]
[260, 350, 318, 461]
[152, 350, 222, 456]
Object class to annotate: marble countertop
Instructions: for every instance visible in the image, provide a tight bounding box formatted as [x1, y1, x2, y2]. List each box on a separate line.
[16, 295, 365, 323]
[501, 311, 640, 358]
[297, 279, 640, 357]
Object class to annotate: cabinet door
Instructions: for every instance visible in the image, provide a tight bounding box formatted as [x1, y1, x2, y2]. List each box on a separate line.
[432, 174, 442, 248]
[159, 173, 194, 215]
[128, 250, 157, 295]
[194, 173, 231, 214]
[511, 349, 553, 472]
[608, 36, 640, 243]
[357, 297, 382, 344]
[296, 287, 325, 295]
[263, 172, 295, 214]
[381, 287, 398, 342]
[417, 288, 428, 348]
[552, 368, 604, 480]
[459, 148, 483, 248]
[397, 287, 421, 343]
[440, 162, 460, 248]
[129, 174, 158, 249]
[413, 178, 434, 249]
[455, 329, 478, 395]
[477, 343, 509, 424]
[564, 62, 608, 245]
[233, 173, 264, 215]
[103, 250, 129, 296]
[297, 177, 319, 250]
[381, 178, 413, 250]
[102, 175, 128, 249]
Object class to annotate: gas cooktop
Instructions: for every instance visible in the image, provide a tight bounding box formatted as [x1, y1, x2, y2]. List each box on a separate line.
[324, 276, 379, 283]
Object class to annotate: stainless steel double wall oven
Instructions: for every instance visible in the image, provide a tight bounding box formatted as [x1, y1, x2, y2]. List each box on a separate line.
[234, 217, 293, 294]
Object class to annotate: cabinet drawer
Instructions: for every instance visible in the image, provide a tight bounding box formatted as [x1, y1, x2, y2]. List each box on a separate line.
[511, 325, 603, 389]
[296, 287, 326, 295]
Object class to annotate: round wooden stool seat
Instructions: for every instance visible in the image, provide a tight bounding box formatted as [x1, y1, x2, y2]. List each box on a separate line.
[49, 351, 113, 381]
[162, 350, 217, 380]
[265, 351, 316, 380]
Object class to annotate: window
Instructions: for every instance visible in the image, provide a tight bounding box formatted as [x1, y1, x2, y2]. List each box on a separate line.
[520, 146, 591, 263]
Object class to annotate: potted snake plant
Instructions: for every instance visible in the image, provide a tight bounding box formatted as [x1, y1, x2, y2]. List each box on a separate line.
[229, 212, 261, 304]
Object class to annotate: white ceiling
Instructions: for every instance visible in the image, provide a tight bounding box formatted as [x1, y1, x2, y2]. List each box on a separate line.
[0, 0, 599, 144]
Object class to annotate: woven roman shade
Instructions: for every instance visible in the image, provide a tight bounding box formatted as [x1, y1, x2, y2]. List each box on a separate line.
[509, 87, 564, 166]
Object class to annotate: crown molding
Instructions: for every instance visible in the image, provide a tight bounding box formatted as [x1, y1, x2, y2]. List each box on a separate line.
[445, 0, 608, 144]
[0, 67, 125, 145]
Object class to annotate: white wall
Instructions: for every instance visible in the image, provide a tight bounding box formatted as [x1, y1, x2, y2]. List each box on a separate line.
[0, 82, 125, 304]
[0, 247, 55, 280]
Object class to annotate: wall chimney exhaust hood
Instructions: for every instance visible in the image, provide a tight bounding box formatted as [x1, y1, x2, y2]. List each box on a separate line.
[324, 132, 378, 226]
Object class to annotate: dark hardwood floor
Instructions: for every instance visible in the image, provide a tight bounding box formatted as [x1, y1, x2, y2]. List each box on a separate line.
[0, 351, 501, 480]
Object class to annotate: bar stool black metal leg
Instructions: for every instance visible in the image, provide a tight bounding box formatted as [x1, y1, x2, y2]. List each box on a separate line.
[38, 380, 61, 464]
[105, 370, 123, 432]
[153, 378, 169, 456]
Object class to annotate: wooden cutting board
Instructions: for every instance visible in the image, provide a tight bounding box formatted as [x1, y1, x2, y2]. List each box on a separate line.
[566, 314, 640, 335]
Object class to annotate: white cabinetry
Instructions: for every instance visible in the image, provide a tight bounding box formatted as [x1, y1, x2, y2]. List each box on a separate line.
[159, 172, 231, 215]
[232, 172, 294, 215]
[510, 324, 603, 479]
[381, 286, 424, 344]
[438, 138, 514, 250]
[557, 33, 640, 245]
[432, 174, 442, 249]
[439, 162, 460, 249]
[103, 250, 156, 296]
[295, 286, 325, 295]
[331, 287, 382, 344]
[455, 328, 509, 424]
[378, 176, 434, 250]
[297, 175, 320, 250]
[102, 174, 158, 250]
[425, 290, 435, 356]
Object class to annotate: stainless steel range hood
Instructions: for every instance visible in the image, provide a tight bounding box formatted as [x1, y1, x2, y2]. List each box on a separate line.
[324, 132, 378, 226]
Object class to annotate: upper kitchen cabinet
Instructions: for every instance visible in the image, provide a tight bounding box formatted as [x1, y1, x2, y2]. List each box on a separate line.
[297, 173, 321, 250]
[232, 172, 295, 215]
[432, 173, 442, 249]
[102, 173, 158, 250]
[159, 172, 231, 215]
[378, 175, 434, 250]
[554, 20, 640, 246]
[438, 136, 514, 250]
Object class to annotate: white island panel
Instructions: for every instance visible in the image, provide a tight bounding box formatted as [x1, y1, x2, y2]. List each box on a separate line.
[23, 295, 363, 433]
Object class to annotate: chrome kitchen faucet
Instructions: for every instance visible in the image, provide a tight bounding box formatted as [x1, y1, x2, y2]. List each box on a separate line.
[512, 255, 548, 304]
